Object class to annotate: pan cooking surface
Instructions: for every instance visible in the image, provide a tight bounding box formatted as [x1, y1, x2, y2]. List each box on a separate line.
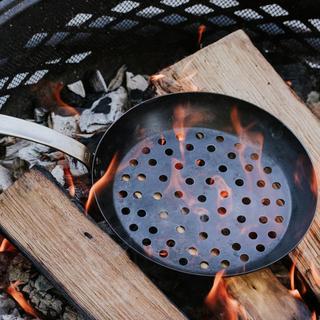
[113, 127, 291, 275]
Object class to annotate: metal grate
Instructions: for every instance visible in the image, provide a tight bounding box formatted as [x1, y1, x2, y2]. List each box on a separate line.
[0, 0, 319, 110]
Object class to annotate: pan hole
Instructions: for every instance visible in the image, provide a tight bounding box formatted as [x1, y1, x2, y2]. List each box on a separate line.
[119, 190, 128, 198]
[275, 215, 284, 223]
[84, 232, 93, 239]
[159, 211, 168, 219]
[185, 178, 194, 185]
[228, 152, 236, 159]
[219, 165, 227, 172]
[237, 215, 246, 223]
[142, 147, 150, 154]
[200, 261, 209, 269]
[137, 209, 146, 217]
[259, 216, 268, 224]
[240, 254, 249, 262]
[181, 207, 190, 215]
[257, 180, 265, 188]
[264, 167, 272, 174]
[242, 197, 251, 205]
[199, 232, 208, 240]
[159, 175, 168, 182]
[121, 174, 130, 181]
[211, 248, 220, 256]
[198, 195, 206, 202]
[268, 231, 277, 239]
[129, 224, 138, 231]
[232, 243, 241, 251]
[200, 214, 209, 222]
[216, 136, 224, 142]
[256, 244, 265, 252]
[129, 159, 138, 167]
[149, 226, 158, 234]
[121, 207, 130, 215]
[176, 226, 185, 233]
[179, 258, 188, 265]
[220, 190, 229, 198]
[149, 159, 157, 166]
[158, 138, 166, 145]
[221, 260, 230, 268]
[272, 182, 281, 189]
[276, 199, 285, 206]
[196, 132, 204, 139]
[262, 198, 270, 206]
[167, 239, 175, 247]
[221, 228, 230, 236]
[196, 159, 205, 166]
[217, 207, 227, 215]
[207, 145, 215, 152]
[175, 162, 183, 170]
[153, 192, 162, 200]
[206, 177, 215, 185]
[249, 232, 258, 239]
[245, 164, 253, 172]
[235, 179, 244, 186]
[142, 238, 151, 246]
[186, 144, 194, 151]
[137, 173, 146, 181]
[159, 250, 168, 258]
[133, 191, 142, 199]
[165, 148, 173, 156]
[175, 191, 183, 198]
[234, 143, 243, 150]
[188, 247, 198, 255]
[250, 153, 259, 160]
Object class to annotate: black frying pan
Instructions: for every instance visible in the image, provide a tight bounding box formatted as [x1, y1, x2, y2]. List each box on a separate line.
[0, 93, 317, 276]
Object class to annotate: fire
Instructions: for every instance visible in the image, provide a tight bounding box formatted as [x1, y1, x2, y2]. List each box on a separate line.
[205, 271, 247, 320]
[85, 153, 119, 214]
[6, 281, 39, 318]
[52, 82, 79, 116]
[0, 238, 16, 253]
[198, 24, 206, 47]
[63, 164, 75, 197]
[149, 74, 165, 82]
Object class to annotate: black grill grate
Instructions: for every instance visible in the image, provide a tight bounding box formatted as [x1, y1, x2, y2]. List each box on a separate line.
[0, 0, 319, 111]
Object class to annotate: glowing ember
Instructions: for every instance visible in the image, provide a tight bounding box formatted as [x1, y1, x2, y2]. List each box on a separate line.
[6, 281, 39, 318]
[85, 153, 119, 214]
[52, 82, 79, 116]
[149, 74, 165, 82]
[0, 238, 16, 253]
[63, 164, 75, 197]
[205, 271, 247, 320]
[197, 24, 206, 47]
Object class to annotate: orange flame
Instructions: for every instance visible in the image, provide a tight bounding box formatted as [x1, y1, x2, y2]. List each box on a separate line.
[85, 153, 119, 214]
[149, 74, 165, 82]
[198, 24, 206, 47]
[6, 281, 39, 318]
[0, 238, 16, 253]
[311, 311, 317, 320]
[63, 164, 75, 197]
[205, 271, 247, 320]
[52, 82, 79, 116]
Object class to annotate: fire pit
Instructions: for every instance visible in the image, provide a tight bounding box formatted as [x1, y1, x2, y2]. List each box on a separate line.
[0, 1, 319, 320]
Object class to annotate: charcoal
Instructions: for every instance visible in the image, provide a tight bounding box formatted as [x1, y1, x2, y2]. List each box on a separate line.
[60, 86, 86, 109]
[108, 65, 127, 92]
[307, 90, 320, 118]
[0, 294, 16, 315]
[11, 158, 29, 180]
[83, 70, 107, 94]
[34, 107, 48, 124]
[8, 254, 32, 283]
[34, 275, 53, 292]
[0, 165, 13, 191]
[0, 253, 13, 289]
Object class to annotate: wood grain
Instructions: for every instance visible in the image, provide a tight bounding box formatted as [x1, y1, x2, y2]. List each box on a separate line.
[0, 170, 185, 320]
[154, 29, 320, 300]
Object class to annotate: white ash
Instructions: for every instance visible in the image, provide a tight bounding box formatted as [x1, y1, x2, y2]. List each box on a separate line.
[34, 108, 48, 124]
[107, 65, 127, 92]
[126, 72, 149, 92]
[0, 166, 12, 191]
[51, 165, 65, 186]
[67, 157, 88, 177]
[50, 113, 79, 137]
[67, 81, 86, 98]
[79, 86, 127, 133]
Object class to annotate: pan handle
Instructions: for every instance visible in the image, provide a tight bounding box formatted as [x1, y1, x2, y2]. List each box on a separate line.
[0, 115, 91, 168]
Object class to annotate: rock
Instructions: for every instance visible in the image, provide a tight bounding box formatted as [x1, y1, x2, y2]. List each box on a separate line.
[83, 70, 107, 94]
[67, 81, 86, 98]
[34, 275, 53, 292]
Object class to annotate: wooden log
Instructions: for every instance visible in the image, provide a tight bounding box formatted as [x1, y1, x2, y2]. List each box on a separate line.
[0, 170, 186, 320]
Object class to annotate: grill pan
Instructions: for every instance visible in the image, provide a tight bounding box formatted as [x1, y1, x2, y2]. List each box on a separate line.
[0, 92, 317, 276]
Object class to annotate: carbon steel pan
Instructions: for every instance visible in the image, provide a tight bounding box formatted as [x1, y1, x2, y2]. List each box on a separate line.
[92, 92, 317, 276]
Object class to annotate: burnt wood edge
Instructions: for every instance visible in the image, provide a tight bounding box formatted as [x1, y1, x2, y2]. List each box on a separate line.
[0, 167, 96, 320]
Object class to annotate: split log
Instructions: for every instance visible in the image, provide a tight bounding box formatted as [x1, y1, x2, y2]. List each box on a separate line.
[153, 29, 317, 317]
[0, 170, 185, 320]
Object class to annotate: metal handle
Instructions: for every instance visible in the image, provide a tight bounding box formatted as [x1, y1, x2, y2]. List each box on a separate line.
[0, 115, 91, 168]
